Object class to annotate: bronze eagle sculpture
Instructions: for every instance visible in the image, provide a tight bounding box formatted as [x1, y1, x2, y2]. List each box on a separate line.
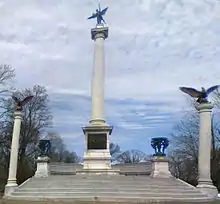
[12, 95, 34, 111]
[179, 85, 220, 104]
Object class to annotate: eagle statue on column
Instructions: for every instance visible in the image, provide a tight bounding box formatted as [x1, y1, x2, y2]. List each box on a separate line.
[179, 85, 220, 104]
[12, 95, 34, 111]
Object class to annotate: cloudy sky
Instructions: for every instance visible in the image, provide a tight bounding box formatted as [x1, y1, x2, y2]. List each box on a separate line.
[0, 0, 220, 156]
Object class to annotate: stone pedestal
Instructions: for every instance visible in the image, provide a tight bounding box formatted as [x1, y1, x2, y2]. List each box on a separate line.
[151, 156, 172, 178]
[196, 103, 218, 197]
[5, 111, 22, 194]
[34, 156, 50, 177]
[80, 125, 117, 174]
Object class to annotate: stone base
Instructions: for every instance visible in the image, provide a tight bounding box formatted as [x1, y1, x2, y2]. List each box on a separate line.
[197, 183, 218, 198]
[34, 156, 50, 178]
[151, 156, 173, 178]
[76, 169, 120, 175]
[4, 186, 18, 197]
[83, 150, 111, 170]
[82, 124, 113, 171]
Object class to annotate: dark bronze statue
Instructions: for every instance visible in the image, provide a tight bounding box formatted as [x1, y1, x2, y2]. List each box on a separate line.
[151, 137, 169, 157]
[179, 85, 219, 104]
[88, 3, 108, 26]
[12, 95, 34, 111]
[38, 139, 51, 157]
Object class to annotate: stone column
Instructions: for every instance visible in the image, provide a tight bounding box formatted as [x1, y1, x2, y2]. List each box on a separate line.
[90, 27, 108, 125]
[196, 103, 218, 197]
[79, 26, 118, 174]
[5, 111, 22, 195]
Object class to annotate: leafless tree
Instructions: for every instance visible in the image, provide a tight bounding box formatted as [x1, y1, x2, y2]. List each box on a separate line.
[0, 64, 15, 92]
[116, 149, 146, 164]
[110, 143, 121, 162]
[45, 132, 79, 163]
[0, 64, 15, 119]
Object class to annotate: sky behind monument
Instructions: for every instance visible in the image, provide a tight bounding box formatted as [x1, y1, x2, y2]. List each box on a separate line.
[0, 0, 220, 156]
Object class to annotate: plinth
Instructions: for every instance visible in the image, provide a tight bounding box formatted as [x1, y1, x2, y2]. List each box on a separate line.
[34, 156, 50, 177]
[151, 156, 172, 178]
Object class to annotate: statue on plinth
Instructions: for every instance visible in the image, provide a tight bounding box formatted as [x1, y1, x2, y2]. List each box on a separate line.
[151, 137, 169, 157]
[88, 3, 108, 27]
[179, 85, 219, 104]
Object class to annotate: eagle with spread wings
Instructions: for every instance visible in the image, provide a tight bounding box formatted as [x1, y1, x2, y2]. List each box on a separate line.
[179, 85, 220, 104]
[12, 95, 34, 111]
[88, 3, 108, 25]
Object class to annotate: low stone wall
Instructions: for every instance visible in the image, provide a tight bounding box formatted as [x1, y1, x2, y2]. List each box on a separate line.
[49, 163, 82, 175]
[49, 162, 152, 175]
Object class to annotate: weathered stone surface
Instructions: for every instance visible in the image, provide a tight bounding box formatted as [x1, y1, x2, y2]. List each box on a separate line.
[4, 175, 214, 203]
[34, 157, 50, 178]
[151, 157, 172, 178]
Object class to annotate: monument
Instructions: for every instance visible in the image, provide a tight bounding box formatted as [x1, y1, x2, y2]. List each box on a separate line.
[79, 4, 116, 173]
[4, 95, 33, 195]
[151, 137, 172, 178]
[2, 4, 218, 203]
[180, 85, 219, 197]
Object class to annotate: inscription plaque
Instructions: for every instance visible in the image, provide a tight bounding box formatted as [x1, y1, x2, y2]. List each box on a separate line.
[87, 133, 107, 150]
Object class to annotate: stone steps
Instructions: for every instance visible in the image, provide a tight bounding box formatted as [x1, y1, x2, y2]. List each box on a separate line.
[7, 175, 212, 203]
[16, 187, 200, 193]
[11, 192, 206, 198]
[23, 180, 187, 185]
[7, 195, 212, 203]
[22, 184, 194, 190]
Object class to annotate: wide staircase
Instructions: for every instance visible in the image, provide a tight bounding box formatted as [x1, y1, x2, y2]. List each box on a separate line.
[6, 174, 213, 203]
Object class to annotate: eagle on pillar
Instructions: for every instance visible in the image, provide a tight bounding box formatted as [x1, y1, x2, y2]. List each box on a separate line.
[12, 95, 34, 111]
[179, 85, 219, 104]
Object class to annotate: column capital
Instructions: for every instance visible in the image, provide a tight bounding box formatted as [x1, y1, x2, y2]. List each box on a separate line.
[14, 111, 22, 118]
[91, 27, 108, 40]
[197, 103, 213, 112]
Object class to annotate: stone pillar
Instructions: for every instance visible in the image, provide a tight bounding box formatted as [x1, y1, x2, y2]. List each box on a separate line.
[34, 156, 50, 177]
[79, 27, 118, 175]
[196, 103, 218, 197]
[5, 111, 22, 195]
[90, 27, 108, 125]
[151, 156, 172, 178]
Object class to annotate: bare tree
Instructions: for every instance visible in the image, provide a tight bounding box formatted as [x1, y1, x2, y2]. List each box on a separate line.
[45, 132, 79, 163]
[0, 64, 15, 92]
[0, 64, 15, 119]
[110, 143, 121, 162]
[45, 132, 66, 162]
[116, 149, 146, 164]
[62, 150, 79, 163]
